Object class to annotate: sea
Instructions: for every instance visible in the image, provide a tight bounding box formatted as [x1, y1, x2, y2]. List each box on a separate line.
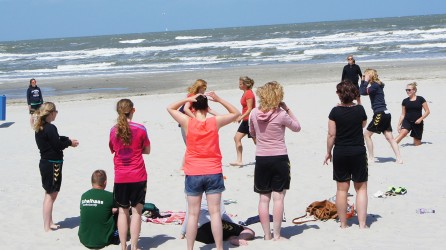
[1, 14, 445, 83]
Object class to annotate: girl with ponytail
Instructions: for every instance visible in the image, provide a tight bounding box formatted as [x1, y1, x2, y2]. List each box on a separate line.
[34, 102, 79, 232]
[109, 99, 151, 250]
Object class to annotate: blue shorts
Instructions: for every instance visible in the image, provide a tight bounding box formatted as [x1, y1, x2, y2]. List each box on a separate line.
[184, 173, 225, 196]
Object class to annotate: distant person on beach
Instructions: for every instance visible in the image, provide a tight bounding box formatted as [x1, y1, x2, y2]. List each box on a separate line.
[180, 195, 255, 246]
[109, 99, 151, 250]
[179, 79, 218, 143]
[27, 78, 43, 127]
[341, 55, 362, 104]
[230, 76, 256, 166]
[324, 81, 368, 229]
[360, 69, 403, 164]
[249, 81, 301, 240]
[167, 92, 240, 250]
[79, 170, 119, 248]
[395, 82, 430, 145]
[34, 102, 79, 232]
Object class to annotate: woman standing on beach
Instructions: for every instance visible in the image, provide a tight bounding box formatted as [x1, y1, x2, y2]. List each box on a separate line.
[230, 76, 256, 166]
[359, 69, 403, 164]
[395, 82, 430, 145]
[324, 81, 368, 229]
[109, 99, 151, 250]
[167, 91, 240, 250]
[34, 102, 79, 232]
[180, 79, 218, 143]
[27, 78, 43, 127]
[341, 55, 362, 104]
[249, 81, 301, 240]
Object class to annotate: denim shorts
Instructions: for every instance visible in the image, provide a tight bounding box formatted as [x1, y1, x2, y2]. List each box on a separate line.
[184, 173, 225, 196]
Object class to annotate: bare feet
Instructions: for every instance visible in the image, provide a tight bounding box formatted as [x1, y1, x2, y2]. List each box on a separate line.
[396, 158, 403, 164]
[339, 223, 350, 229]
[45, 224, 60, 232]
[263, 233, 272, 240]
[273, 236, 289, 241]
[229, 162, 244, 167]
[359, 225, 369, 229]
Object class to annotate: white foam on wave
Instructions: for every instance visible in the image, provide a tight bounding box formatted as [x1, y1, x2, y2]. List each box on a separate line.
[119, 39, 145, 44]
[400, 43, 446, 49]
[175, 36, 212, 40]
[304, 47, 358, 56]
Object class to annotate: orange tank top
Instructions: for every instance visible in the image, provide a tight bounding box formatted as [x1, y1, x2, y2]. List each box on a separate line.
[183, 116, 222, 175]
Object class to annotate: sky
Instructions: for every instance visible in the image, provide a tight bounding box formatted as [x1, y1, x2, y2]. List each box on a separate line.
[1, 0, 445, 42]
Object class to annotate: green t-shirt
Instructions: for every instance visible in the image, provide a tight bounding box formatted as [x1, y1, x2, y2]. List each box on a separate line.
[78, 189, 115, 249]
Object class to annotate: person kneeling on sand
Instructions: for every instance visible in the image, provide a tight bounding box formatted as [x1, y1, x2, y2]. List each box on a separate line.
[180, 195, 255, 246]
[78, 170, 119, 248]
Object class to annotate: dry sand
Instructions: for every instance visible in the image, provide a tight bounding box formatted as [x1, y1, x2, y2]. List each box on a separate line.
[1, 59, 445, 249]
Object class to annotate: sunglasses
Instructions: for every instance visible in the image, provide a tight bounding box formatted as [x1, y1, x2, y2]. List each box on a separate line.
[405, 89, 414, 92]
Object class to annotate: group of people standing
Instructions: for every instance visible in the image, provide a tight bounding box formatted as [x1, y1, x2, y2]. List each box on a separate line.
[327, 56, 431, 228]
[167, 77, 301, 249]
[30, 56, 430, 249]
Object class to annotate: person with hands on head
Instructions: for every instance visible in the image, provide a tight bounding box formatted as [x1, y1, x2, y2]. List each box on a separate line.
[34, 102, 79, 232]
[167, 91, 240, 250]
[180, 79, 219, 143]
[395, 82, 430, 146]
[230, 76, 256, 167]
[324, 81, 368, 229]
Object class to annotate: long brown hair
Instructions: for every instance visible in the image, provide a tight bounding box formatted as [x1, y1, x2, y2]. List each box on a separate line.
[116, 99, 133, 145]
[33, 102, 56, 132]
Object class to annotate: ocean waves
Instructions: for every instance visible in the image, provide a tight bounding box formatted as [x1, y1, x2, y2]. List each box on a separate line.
[0, 14, 445, 81]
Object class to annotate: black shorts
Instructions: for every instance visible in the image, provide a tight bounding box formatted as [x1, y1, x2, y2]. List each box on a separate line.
[39, 159, 63, 194]
[333, 150, 368, 183]
[29, 104, 41, 114]
[367, 112, 392, 133]
[113, 181, 147, 208]
[401, 119, 424, 140]
[254, 155, 290, 194]
[237, 120, 252, 138]
[196, 220, 245, 244]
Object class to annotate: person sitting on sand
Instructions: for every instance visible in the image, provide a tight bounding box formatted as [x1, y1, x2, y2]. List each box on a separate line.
[180, 195, 255, 246]
[359, 69, 403, 164]
[324, 81, 368, 229]
[79, 170, 119, 248]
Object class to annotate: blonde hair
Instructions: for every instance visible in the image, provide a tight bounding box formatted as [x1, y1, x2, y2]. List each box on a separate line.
[116, 99, 133, 145]
[91, 169, 107, 187]
[364, 68, 382, 85]
[256, 81, 284, 111]
[407, 82, 418, 92]
[33, 102, 56, 132]
[187, 79, 207, 94]
[240, 76, 255, 90]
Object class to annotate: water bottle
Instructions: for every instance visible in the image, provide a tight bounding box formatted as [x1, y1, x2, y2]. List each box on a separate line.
[416, 208, 435, 214]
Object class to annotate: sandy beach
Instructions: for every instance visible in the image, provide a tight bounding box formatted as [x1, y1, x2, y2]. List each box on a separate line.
[1, 59, 446, 249]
